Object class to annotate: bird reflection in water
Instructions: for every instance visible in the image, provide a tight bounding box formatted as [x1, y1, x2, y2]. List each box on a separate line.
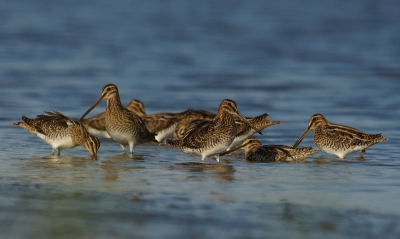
[101, 154, 145, 182]
[27, 154, 97, 168]
[173, 162, 236, 182]
[312, 156, 366, 165]
[18, 155, 99, 188]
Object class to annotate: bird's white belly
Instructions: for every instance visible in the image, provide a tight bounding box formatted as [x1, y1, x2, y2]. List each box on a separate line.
[155, 125, 176, 142]
[201, 142, 230, 158]
[321, 145, 365, 158]
[43, 136, 75, 150]
[226, 134, 249, 150]
[109, 131, 135, 146]
[181, 139, 231, 156]
[87, 127, 111, 138]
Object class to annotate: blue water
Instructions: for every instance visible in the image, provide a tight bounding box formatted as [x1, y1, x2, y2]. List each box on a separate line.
[1, 0, 400, 238]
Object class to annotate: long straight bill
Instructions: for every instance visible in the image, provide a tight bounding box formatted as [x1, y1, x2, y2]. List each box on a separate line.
[220, 141, 252, 156]
[80, 96, 104, 120]
[236, 111, 262, 135]
[292, 127, 311, 148]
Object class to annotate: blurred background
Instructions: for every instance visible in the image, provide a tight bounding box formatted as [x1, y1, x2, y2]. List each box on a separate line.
[1, 0, 399, 120]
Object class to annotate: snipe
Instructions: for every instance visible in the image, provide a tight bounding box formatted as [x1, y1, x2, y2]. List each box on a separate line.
[222, 138, 320, 162]
[14, 111, 100, 155]
[172, 110, 216, 139]
[80, 84, 157, 154]
[162, 99, 262, 162]
[292, 114, 387, 158]
[80, 99, 146, 138]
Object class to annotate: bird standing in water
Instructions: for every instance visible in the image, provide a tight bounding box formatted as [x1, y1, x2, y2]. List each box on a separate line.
[80, 84, 157, 154]
[162, 99, 262, 162]
[80, 99, 146, 138]
[14, 111, 100, 156]
[292, 114, 387, 158]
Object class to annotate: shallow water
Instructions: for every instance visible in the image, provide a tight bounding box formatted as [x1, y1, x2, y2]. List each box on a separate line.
[1, 0, 400, 238]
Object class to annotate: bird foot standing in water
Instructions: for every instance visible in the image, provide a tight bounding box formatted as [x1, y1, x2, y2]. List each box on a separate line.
[357, 149, 366, 159]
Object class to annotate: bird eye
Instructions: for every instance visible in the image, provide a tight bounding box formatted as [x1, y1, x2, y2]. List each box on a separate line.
[107, 87, 110, 91]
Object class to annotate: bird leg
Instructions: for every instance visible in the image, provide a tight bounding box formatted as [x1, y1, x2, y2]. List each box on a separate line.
[129, 142, 134, 154]
[357, 149, 366, 158]
[120, 144, 126, 154]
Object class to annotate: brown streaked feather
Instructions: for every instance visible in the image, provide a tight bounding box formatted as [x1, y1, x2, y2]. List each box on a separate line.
[227, 113, 281, 150]
[222, 138, 320, 162]
[172, 110, 215, 139]
[143, 109, 193, 135]
[235, 113, 281, 136]
[80, 99, 147, 138]
[13, 111, 100, 155]
[125, 99, 146, 117]
[293, 114, 387, 158]
[80, 84, 157, 154]
[163, 99, 261, 162]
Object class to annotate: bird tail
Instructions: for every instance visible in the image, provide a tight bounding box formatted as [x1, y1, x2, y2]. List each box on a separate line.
[372, 133, 388, 142]
[150, 132, 159, 143]
[13, 116, 46, 136]
[13, 121, 40, 136]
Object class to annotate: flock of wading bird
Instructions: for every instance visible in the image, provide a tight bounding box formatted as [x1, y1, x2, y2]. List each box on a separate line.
[13, 84, 388, 162]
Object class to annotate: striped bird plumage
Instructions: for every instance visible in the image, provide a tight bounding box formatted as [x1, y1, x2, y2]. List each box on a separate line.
[142, 109, 193, 142]
[227, 113, 281, 150]
[172, 110, 216, 139]
[292, 114, 387, 158]
[162, 99, 262, 162]
[80, 99, 146, 138]
[80, 84, 157, 154]
[13, 111, 100, 155]
[222, 138, 320, 162]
